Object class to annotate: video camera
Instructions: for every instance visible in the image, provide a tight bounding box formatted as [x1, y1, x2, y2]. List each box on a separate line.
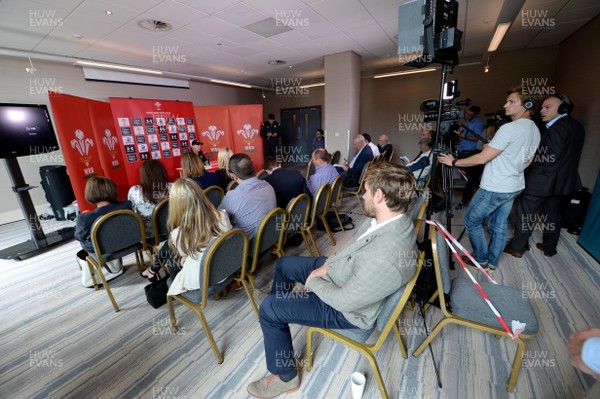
[485, 111, 511, 129]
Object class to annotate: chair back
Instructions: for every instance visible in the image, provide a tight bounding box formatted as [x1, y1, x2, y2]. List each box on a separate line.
[200, 228, 249, 305]
[305, 159, 315, 180]
[286, 193, 311, 234]
[203, 185, 224, 208]
[429, 224, 453, 302]
[346, 161, 371, 192]
[226, 180, 238, 191]
[329, 176, 343, 208]
[91, 210, 146, 263]
[250, 208, 286, 273]
[151, 198, 170, 248]
[311, 183, 331, 222]
[408, 188, 428, 225]
[387, 149, 395, 162]
[330, 150, 341, 165]
[256, 169, 268, 180]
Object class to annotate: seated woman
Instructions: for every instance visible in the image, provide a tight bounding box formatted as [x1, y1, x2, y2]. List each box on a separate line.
[142, 179, 232, 297]
[127, 159, 171, 239]
[181, 152, 221, 189]
[215, 147, 233, 190]
[75, 177, 131, 286]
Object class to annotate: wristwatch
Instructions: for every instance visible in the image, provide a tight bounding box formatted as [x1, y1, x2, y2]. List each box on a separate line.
[452, 159, 457, 167]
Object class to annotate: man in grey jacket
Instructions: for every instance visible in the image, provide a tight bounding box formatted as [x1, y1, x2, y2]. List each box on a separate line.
[247, 162, 418, 398]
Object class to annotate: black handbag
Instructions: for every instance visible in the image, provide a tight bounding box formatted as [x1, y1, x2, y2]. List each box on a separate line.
[144, 277, 169, 309]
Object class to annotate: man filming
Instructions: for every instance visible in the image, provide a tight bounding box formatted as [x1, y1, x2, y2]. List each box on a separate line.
[438, 86, 541, 271]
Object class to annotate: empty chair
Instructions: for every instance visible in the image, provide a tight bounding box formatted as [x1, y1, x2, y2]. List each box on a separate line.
[306, 251, 423, 399]
[203, 185, 225, 208]
[247, 207, 287, 288]
[328, 175, 345, 232]
[282, 193, 312, 255]
[330, 150, 341, 165]
[150, 198, 169, 254]
[167, 228, 258, 363]
[341, 161, 371, 214]
[413, 224, 540, 392]
[302, 183, 334, 256]
[87, 209, 153, 312]
[305, 158, 315, 180]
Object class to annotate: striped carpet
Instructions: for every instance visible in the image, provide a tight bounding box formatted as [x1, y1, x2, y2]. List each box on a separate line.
[0, 195, 598, 399]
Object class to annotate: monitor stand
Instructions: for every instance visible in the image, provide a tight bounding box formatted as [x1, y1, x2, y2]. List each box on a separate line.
[0, 158, 75, 260]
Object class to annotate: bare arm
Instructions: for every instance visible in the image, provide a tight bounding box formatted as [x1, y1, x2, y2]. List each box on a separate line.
[438, 145, 502, 168]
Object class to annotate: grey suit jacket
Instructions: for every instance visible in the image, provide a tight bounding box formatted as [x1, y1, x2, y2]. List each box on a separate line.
[307, 214, 417, 329]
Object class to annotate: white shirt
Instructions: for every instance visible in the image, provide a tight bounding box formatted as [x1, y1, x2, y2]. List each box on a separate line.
[545, 113, 567, 129]
[368, 142, 380, 157]
[358, 214, 403, 241]
[349, 145, 366, 169]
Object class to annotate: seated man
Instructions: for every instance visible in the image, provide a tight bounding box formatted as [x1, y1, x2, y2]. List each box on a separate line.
[263, 157, 311, 209]
[246, 162, 418, 398]
[404, 139, 433, 183]
[377, 134, 393, 159]
[362, 133, 380, 157]
[337, 134, 373, 187]
[219, 153, 276, 240]
[307, 148, 339, 196]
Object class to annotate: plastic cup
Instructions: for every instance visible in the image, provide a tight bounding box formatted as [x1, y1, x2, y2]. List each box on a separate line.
[351, 371, 366, 399]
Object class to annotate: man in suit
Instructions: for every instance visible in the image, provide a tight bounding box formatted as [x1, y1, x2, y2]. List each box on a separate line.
[377, 134, 393, 160]
[504, 94, 585, 258]
[260, 113, 282, 158]
[263, 157, 311, 209]
[337, 134, 373, 187]
[247, 162, 418, 398]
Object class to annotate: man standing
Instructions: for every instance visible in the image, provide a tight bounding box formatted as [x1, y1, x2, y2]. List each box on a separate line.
[219, 154, 276, 240]
[191, 139, 208, 164]
[456, 105, 486, 208]
[312, 129, 325, 150]
[377, 134, 393, 160]
[337, 135, 373, 187]
[504, 94, 585, 258]
[263, 157, 311, 209]
[260, 113, 282, 158]
[307, 148, 339, 196]
[246, 162, 418, 398]
[438, 86, 541, 271]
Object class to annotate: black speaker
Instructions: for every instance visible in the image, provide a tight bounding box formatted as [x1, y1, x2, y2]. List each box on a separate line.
[40, 165, 76, 221]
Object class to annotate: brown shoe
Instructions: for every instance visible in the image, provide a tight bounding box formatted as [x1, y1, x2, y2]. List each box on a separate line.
[503, 246, 523, 258]
[247, 374, 300, 398]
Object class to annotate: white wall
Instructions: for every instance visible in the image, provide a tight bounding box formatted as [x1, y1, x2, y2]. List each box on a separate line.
[0, 56, 263, 224]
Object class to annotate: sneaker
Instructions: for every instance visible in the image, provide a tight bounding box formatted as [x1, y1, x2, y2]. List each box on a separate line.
[460, 255, 488, 269]
[247, 374, 300, 398]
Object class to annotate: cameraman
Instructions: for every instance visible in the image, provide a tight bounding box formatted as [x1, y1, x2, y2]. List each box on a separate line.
[438, 86, 541, 271]
[456, 105, 486, 208]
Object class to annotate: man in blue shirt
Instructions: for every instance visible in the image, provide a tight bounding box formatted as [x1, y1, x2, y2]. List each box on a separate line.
[308, 149, 338, 196]
[456, 105, 486, 208]
[219, 153, 276, 240]
[312, 129, 325, 150]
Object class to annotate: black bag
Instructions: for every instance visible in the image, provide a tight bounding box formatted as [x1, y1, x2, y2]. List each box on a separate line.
[144, 277, 169, 309]
[561, 187, 591, 232]
[317, 211, 354, 232]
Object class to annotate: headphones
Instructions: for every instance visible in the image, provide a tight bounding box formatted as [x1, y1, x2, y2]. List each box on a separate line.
[524, 89, 535, 110]
[556, 93, 573, 114]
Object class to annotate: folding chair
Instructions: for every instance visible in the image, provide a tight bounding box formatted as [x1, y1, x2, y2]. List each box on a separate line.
[341, 161, 371, 214]
[203, 185, 225, 208]
[282, 193, 312, 256]
[247, 208, 287, 288]
[302, 183, 334, 256]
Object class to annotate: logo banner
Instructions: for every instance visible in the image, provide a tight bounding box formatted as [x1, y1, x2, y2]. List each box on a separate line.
[194, 105, 232, 160]
[228, 104, 264, 168]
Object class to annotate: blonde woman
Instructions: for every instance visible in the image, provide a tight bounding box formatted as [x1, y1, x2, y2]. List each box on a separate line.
[180, 152, 220, 189]
[143, 179, 232, 296]
[216, 147, 234, 190]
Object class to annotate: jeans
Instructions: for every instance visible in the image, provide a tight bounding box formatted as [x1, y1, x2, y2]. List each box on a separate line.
[259, 256, 357, 375]
[464, 188, 522, 268]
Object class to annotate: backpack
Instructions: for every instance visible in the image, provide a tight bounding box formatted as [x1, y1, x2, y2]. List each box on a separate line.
[317, 211, 354, 232]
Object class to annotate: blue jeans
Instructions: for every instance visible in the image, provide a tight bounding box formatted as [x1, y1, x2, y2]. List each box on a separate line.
[259, 256, 357, 375]
[464, 188, 522, 268]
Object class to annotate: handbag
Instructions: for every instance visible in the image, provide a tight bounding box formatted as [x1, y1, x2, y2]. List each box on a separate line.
[144, 277, 169, 309]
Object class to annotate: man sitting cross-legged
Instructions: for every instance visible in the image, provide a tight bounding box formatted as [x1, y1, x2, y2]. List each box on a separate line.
[246, 162, 418, 398]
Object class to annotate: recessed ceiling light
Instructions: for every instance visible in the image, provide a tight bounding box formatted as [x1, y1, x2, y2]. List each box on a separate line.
[268, 60, 287, 65]
[72, 33, 83, 40]
[105, 10, 112, 15]
[137, 19, 173, 32]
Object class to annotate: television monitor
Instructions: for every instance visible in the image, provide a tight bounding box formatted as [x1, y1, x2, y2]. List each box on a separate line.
[0, 103, 59, 159]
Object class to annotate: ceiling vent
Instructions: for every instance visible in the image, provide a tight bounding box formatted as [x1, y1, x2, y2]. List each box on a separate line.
[137, 19, 173, 32]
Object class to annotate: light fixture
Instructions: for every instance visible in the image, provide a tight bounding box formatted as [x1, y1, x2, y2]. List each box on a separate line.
[209, 79, 252, 89]
[484, 65, 490, 73]
[487, 22, 511, 52]
[261, 89, 266, 99]
[105, 10, 112, 15]
[74, 60, 163, 75]
[25, 57, 37, 74]
[300, 82, 325, 88]
[373, 68, 437, 79]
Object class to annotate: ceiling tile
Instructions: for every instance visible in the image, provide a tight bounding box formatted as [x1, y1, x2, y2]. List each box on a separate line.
[213, 3, 268, 27]
[186, 16, 240, 36]
[145, 0, 208, 27]
[174, 0, 240, 15]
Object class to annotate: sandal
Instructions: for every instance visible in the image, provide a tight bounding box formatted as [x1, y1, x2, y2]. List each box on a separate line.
[141, 268, 158, 282]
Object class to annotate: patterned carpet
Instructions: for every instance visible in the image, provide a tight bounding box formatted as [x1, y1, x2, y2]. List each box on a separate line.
[0, 195, 598, 399]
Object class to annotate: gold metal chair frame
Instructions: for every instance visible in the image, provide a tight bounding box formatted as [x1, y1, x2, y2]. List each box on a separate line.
[302, 183, 334, 256]
[281, 193, 312, 256]
[167, 229, 258, 363]
[203, 185, 225, 208]
[226, 180, 238, 191]
[306, 251, 424, 399]
[341, 161, 371, 214]
[247, 207, 287, 288]
[413, 224, 539, 392]
[328, 175, 345, 232]
[150, 197, 169, 255]
[87, 209, 153, 312]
